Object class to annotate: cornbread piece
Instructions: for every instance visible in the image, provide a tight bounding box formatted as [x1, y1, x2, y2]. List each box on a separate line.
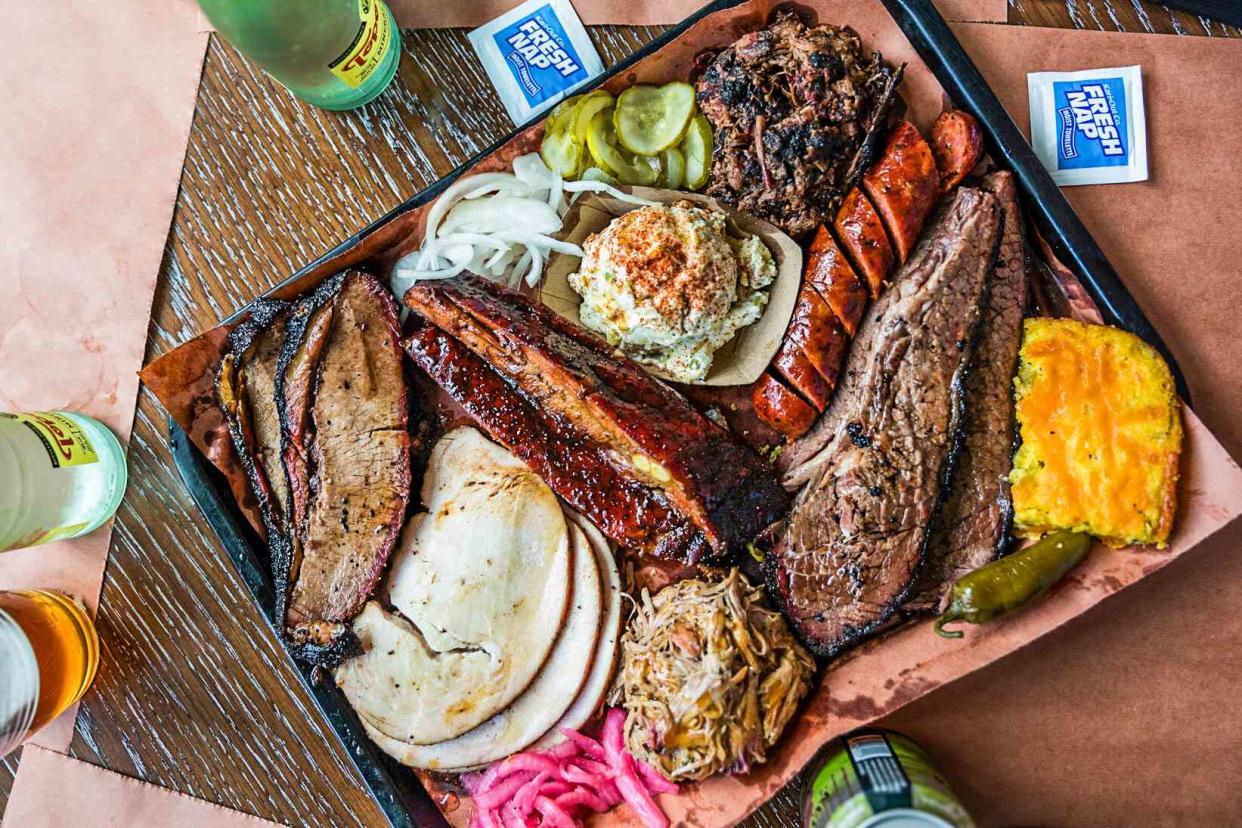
[1010, 318, 1182, 548]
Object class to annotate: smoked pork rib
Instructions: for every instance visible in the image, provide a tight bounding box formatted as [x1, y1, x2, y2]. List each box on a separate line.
[403, 274, 787, 562]
[908, 172, 1028, 612]
[769, 187, 1001, 657]
[269, 272, 410, 664]
[404, 324, 697, 554]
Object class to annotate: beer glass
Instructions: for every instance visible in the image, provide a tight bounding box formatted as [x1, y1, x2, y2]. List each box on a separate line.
[0, 590, 100, 756]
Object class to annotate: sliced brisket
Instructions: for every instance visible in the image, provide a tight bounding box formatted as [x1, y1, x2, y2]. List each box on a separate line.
[216, 298, 290, 557]
[402, 274, 787, 563]
[283, 273, 410, 650]
[768, 187, 1001, 657]
[907, 172, 1028, 612]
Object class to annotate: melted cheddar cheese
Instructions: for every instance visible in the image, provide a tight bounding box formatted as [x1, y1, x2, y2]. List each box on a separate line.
[1009, 318, 1182, 548]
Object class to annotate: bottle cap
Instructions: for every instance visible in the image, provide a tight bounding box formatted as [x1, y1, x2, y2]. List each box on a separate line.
[469, 0, 604, 126]
[1027, 65, 1148, 186]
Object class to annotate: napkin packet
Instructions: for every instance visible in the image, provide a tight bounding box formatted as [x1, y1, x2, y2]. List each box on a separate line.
[1028, 65, 1148, 186]
[469, 0, 604, 126]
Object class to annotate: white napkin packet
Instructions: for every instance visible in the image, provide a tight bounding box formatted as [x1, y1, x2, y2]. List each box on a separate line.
[469, 0, 604, 127]
[1027, 65, 1148, 186]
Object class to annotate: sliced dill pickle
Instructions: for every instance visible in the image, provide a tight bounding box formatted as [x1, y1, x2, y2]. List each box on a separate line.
[573, 92, 615, 143]
[544, 94, 585, 138]
[586, 110, 659, 186]
[614, 82, 696, 155]
[681, 113, 713, 191]
[540, 129, 585, 178]
[658, 147, 685, 190]
[581, 167, 619, 186]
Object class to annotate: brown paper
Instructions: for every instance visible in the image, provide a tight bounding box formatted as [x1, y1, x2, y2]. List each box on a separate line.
[1, 745, 287, 828]
[141, 6, 1242, 828]
[0, 0, 208, 752]
[541, 188, 802, 385]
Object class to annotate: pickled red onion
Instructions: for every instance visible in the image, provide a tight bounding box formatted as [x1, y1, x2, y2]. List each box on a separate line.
[467, 711, 677, 828]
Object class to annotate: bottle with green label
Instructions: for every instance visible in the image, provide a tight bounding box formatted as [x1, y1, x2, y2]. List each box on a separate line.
[0, 412, 127, 553]
[197, 0, 402, 111]
[803, 730, 975, 828]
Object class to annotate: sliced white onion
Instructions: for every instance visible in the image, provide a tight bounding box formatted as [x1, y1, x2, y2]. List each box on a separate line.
[394, 154, 615, 298]
[441, 197, 563, 236]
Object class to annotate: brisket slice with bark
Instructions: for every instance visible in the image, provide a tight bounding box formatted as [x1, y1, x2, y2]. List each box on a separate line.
[273, 272, 410, 664]
[402, 274, 787, 563]
[768, 187, 1001, 658]
[906, 172, 1029, 613]
[216, 298, 290, 567]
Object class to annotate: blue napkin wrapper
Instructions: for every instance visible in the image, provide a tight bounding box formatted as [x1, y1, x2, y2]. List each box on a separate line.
[469, 0, 604, 127]
[1028, 65, 1148, 186]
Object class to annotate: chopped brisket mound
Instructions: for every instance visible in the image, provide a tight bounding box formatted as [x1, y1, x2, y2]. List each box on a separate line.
[695, 10, 902, 240]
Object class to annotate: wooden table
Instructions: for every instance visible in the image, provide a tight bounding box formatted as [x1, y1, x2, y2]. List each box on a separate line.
[2, 2, 1237, 826]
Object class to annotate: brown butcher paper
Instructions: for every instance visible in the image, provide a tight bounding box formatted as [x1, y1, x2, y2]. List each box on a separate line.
[142, 5, 1242, 828]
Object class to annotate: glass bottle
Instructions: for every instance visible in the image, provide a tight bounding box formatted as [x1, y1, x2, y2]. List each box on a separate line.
[0, 590, 100, 756]
[0, 411, 127, 553]
[198, 0, 403, 111]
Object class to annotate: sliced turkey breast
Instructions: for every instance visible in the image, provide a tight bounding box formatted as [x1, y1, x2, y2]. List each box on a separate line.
[335, 427, 571, 744]
[362, 523, 604, 770]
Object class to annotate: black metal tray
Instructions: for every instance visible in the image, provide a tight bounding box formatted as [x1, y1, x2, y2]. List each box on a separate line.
[168, 2, 1189, 825]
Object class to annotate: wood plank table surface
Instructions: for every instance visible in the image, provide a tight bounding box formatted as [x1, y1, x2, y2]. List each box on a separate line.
[2, 2, 1238, 826]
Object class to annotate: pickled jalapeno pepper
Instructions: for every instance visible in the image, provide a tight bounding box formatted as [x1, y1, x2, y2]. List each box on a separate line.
[935, 531, 1091, 638]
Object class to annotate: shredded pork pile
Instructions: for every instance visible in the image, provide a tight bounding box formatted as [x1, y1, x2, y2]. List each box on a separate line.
[695, 11, 902, 239]
[615, 569, 814, 781]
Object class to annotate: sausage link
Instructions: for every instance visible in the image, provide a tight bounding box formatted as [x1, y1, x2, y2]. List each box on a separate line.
[931, 110, 984, 193]
[753, 372, 818, 439]
[862, 120, 941, 262]
[791, 286, 850, 390]
[833, 188, 894, 300]
[805, 225, 869, 336]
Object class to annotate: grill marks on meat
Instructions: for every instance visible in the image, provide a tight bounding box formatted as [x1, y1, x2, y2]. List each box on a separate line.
[282, 274, 410, 656]
[907, 172, 1028, 613]
[696, 11, 902, 240]
[768, 187, 1002, 657]
[402, 275, 787, 563]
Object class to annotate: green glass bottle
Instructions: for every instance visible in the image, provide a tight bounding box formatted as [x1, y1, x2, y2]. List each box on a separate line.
[198, 0, 402, 111]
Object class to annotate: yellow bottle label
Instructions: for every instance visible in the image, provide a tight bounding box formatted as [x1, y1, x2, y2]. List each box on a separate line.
[3, 412, 99, 469]
[328, 0, 392, 89]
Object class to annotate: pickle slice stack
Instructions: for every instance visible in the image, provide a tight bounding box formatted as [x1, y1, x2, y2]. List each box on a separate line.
[539, 82, 713, 190]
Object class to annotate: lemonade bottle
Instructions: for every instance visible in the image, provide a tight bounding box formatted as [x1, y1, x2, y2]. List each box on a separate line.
[0, 412, 127, 553]
[197, 0, 403, 111]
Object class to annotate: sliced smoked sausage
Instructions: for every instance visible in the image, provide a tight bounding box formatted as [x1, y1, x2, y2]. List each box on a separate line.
[753, 372, 818, 439]
[791, 286, 850, 390]
[834, 188, 894, 300]
[931, 110, 984, 193]
[862, 120, 941, 263]
[805, 225, 869, 336]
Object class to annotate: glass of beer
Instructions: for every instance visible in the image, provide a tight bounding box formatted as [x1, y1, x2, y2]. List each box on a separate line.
[0, 590, 100, 756]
